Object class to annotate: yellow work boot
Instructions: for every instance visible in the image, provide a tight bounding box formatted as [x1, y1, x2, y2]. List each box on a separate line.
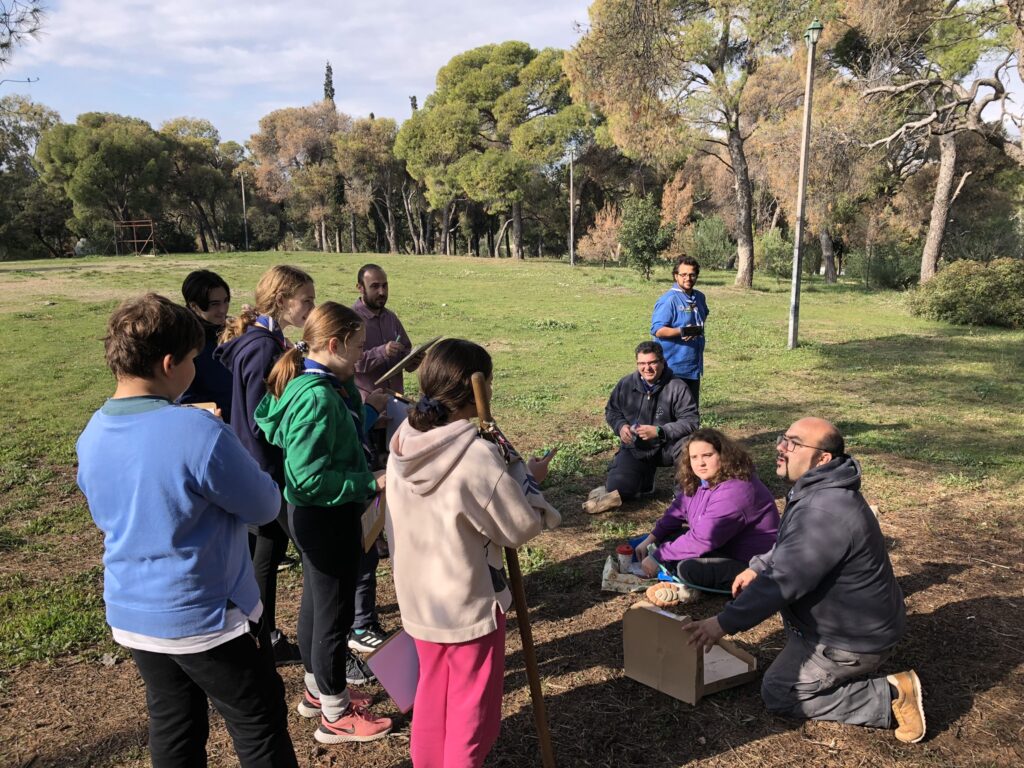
[887, 670, 926, 743]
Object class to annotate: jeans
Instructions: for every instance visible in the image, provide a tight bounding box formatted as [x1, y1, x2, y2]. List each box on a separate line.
[130, 624, 297, 768]
[605, 443, 677, 501]
[353, 542, 380, 630]
[677, 556, 747, 592]
[761, 630, 894, 728]
[288, 501, 362, 698]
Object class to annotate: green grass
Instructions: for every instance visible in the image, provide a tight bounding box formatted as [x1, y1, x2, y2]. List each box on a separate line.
[1, 251, 1022, 672]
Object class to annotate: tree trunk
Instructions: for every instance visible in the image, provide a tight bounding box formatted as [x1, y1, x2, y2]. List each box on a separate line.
[495, 218, 513, 257]
[920, 131, 958, 283]
[385, 197, 398, 253]
[440, 203, 453, 255]
[334, 227, 340, 253]
[320, 218, 328, 252]
[349, 213, 357, 253]
[820, 229, 837, 283]
[512, 201, 524, 259]
[727, 126, 756, 288]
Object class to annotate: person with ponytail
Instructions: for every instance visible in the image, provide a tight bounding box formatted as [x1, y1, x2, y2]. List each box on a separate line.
[214, 264, 315, 666]
[386, 339, 560, 768]
[255, 302, 393, 745]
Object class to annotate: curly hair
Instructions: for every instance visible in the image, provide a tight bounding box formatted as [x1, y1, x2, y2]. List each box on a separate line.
[676, 428, 755, 497]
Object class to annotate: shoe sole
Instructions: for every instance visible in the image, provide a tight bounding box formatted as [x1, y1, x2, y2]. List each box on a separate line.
[905, 670, 926, 743]
[314, 726, 392, 744]
[297, 700, 319, 718]
[347, 638, 382, 654]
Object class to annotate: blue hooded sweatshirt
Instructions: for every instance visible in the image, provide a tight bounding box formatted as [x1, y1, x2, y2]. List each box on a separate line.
[214, 323, 287, 483]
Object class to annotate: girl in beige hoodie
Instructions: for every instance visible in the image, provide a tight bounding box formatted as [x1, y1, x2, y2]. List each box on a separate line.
[386, 339, 559, 768]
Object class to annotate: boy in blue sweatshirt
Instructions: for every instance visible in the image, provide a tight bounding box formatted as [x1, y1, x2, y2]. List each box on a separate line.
[77, 293, 297, 768]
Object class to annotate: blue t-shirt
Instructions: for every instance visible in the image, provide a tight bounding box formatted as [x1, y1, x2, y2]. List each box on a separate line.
[76, 397, 281, 638]
[650, 287, 709, 379]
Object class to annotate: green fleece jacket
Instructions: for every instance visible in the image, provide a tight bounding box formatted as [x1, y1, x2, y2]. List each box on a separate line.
[255, 375, 377, 508]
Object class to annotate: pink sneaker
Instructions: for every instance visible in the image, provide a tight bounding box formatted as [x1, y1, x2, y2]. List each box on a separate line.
[296, 687, 373, 718]
[315, 705, 393, 744]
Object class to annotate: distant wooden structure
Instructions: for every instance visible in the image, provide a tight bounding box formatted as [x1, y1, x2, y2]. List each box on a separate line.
[114, 219, 158, 256]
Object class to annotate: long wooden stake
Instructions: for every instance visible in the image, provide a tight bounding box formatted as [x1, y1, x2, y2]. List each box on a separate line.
[471, 372, 556, 768]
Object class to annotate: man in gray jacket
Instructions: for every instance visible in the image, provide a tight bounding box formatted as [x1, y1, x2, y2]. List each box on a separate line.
[603, 341, 699, 500]
[682, 417, 926, 744]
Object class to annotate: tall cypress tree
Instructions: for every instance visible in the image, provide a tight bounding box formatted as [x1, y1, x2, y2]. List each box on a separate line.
[323, 61, 335, 104]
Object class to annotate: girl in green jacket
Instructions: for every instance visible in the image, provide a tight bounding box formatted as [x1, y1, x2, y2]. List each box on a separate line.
[256, 302, 392, 746]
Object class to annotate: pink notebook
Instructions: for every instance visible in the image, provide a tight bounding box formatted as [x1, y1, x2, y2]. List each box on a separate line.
[366, 629, 419, 713]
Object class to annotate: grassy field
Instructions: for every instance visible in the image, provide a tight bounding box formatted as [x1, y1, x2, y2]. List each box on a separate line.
[1, 252, 1022, 767]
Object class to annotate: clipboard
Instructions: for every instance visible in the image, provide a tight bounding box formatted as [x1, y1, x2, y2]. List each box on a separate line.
[366, 629, 419, 713]
[373, 335, 443, 386]
[362, 492, 386, 553]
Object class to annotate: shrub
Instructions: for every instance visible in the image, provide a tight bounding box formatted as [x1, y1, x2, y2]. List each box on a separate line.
[845, 244, 919, 289]
[755, 228, 793, 279]
[684, 215, 734, 269]
[619, 195, 674, 279]
[577, 204, 622, 264]
[910, 258, 1024, 328]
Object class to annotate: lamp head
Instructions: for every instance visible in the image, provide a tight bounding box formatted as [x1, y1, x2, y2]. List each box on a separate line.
[805, 19, 824, 47]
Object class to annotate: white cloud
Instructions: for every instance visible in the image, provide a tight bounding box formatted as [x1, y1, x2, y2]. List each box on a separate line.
[2, 0, 590, 141]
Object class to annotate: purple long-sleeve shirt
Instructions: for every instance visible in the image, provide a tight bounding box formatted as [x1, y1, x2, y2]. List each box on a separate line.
[352, 298, 412, 396]
[652, 475, 780, 564]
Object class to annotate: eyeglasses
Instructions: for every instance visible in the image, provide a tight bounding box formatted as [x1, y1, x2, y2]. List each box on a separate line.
[636, 361, 661, 369]
[776, 434, 828, 452]
[674, 272, 698, 280]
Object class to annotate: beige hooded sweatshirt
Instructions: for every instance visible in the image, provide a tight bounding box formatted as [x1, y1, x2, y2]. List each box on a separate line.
[386, 418, 559, 644]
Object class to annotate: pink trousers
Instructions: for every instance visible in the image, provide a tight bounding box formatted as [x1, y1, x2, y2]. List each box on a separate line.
[411, 610, 506, 768]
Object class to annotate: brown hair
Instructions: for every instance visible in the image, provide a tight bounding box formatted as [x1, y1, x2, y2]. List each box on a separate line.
[104, 293, 204, 380]
[265, 302, 363, 398]
[676, 428, 755, 496]
[408, 339, 492, 432]
[219, 264, 313, 343]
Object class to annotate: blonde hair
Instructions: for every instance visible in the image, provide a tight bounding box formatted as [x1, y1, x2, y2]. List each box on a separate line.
[219, 264, 313, 343]
[265, 302, 363, 398]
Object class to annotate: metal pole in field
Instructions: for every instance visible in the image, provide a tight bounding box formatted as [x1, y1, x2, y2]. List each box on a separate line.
[569, 150, 575, 266]
[241, 174, 250, 252]
[788, 19, 824, 350]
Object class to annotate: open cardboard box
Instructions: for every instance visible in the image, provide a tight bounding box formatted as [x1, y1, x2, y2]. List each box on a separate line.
[623, 600, 758, 705]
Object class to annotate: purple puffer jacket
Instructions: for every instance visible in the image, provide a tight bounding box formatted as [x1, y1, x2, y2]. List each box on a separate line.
[652, 475, 779, 564]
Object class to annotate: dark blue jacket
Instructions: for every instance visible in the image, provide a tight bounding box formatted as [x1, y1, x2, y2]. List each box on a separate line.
[214, 325, 286, 483]
[178, 322, 233, 421]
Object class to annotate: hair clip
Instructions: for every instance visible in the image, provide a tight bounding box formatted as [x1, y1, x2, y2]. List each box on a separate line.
[415, 395, 449, 423]
[295, 340, 309, 355]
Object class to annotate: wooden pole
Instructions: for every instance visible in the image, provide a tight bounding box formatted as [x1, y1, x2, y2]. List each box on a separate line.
[470, 372, 556, 768]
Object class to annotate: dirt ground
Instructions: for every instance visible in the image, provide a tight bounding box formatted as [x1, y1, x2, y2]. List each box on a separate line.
[2, 449, 1022, 768]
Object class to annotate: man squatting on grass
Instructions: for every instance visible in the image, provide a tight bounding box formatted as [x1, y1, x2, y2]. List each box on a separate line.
[603, 341, 698, 500]
[76, 294, 297, 767]
[682, 418, 927, 744]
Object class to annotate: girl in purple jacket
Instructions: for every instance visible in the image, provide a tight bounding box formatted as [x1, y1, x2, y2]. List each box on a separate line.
[635, 428, 779, 592]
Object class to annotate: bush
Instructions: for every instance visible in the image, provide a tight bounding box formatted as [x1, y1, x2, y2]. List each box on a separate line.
[577, 204, 622, 264]
[845, 244, 919, 289]
[684, 215, 734, 269]
[910, 258, 1024, 328]
[755, 228, 793, 279]
[619, 195, 674, 279]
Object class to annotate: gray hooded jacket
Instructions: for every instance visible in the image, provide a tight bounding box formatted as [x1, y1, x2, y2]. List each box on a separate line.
[717, 455, 905, 653]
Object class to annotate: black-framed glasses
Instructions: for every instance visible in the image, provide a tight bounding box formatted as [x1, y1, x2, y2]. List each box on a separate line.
[674, 272, 698, 280]
[776, 434, 827, 452]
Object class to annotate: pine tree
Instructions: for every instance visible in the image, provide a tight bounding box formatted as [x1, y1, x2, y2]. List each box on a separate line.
[323, 61, 335, 104]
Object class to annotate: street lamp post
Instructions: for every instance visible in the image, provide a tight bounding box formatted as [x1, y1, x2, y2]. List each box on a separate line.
[568, 148, 575, 266]
[788, 19, 824, 350]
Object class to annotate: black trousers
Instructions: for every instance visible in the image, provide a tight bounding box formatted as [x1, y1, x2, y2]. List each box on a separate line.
[677, 556, 747, 592]
[605, 444, 678, 501]
[248, 499, 291, 636]
[353, 543, 380, 630]
[288, 501, 362, 697]
[678, 377, 700, 406]
[130, 624, 297, 768]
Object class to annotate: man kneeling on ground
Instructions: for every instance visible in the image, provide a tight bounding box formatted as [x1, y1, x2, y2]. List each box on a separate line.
[682, 417, 926, 744]
[603, 341, 698, 500]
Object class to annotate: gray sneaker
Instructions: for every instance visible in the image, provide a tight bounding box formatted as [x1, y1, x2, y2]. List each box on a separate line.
[345, 651, 376, 685]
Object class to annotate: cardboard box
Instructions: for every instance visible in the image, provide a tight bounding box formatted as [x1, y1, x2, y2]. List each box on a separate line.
[623, 600, 758, 705]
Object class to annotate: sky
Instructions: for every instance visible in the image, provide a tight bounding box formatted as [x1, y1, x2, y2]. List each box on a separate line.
[1, 0, 592, 144]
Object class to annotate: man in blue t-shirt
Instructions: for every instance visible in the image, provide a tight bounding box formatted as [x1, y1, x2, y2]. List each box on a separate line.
[651, 256, 709, 405]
